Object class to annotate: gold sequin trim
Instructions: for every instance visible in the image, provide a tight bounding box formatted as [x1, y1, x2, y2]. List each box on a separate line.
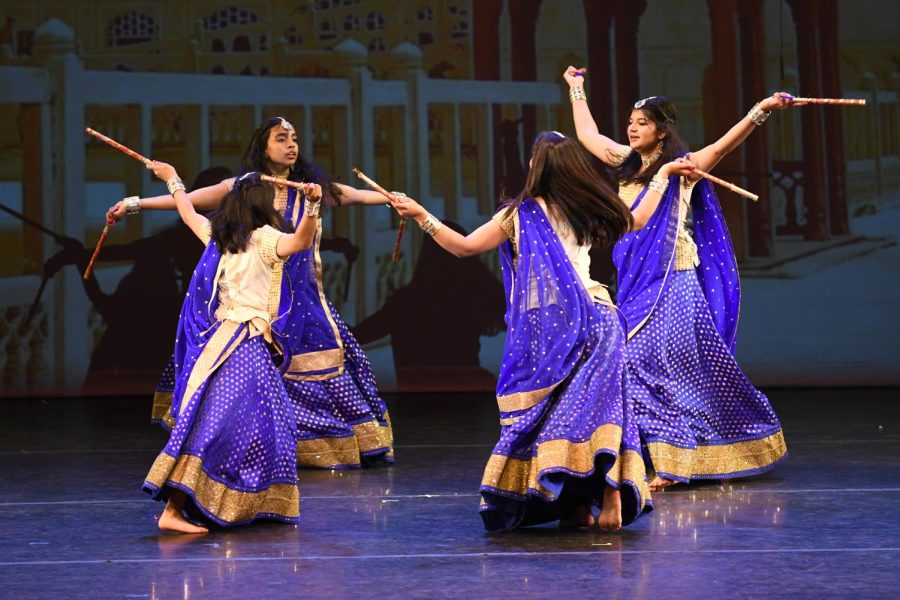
[647, 430, 787, 480]
[284, 348, 344, 380]
[145, 453, 299, 523]
[296, 416, 394, 468]
[312, 219, 345, 365]
[251, 226, 286, 319]
[480, 423, 649, 511]
[181, 321, 245, 413]
[151, 391, 175, 429]
[199, 222, 213, 246]
[496, 382, 559, 413]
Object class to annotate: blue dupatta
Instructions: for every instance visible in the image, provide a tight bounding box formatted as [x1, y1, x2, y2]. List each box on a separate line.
[494, 199, 600, 421]
[612, 176, 740, 350]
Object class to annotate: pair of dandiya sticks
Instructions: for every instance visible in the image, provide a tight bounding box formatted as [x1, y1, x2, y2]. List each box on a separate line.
[82, 92, 864, 277]
[81, 127, 405, 278]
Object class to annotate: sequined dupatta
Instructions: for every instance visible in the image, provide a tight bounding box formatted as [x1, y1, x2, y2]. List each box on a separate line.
[273, 187, 344, 380]
[495, 199, 596, 423]
[612, 176, 740, 350]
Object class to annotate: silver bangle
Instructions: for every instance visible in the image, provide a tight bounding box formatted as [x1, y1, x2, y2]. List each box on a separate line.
[418, 213, 442, 236]
[647, 173, 669, 196]
[569, 87, 587, 104]
[166, 177, 186, 196]
[304, 198, 321, 218]
[390, 191, 407, 199]
[123, 196, 142, 215]
[747, 101, 771, 126]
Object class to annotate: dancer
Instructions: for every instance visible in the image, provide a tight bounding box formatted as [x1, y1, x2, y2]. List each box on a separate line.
[564, 66, 790, 490]
[391, 131, 662, 531]
[142, 160, 322, 532]
[108, 117, 393, 469]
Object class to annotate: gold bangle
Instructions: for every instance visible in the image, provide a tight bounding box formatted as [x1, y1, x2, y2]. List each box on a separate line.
[569, 87, 587, 104]
[418, 213, 442, 236]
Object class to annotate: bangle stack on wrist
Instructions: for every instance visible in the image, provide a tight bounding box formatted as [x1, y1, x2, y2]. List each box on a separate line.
[166, 177, 186, 196]
[747, 101, 771, 126]
[418, 213, 442, 236]
[647, 173, 670, 196]
[304, 197, 322, 218]
[123, 196, 142, 215]
[569, 87, 587, 104]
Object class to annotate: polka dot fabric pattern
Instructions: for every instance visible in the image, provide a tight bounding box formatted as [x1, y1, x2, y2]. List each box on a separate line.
[480, 303, 651, 532]
[284, 301, 393, 469]
[143, 333, 300, 526]
[626, 270, 786, 481]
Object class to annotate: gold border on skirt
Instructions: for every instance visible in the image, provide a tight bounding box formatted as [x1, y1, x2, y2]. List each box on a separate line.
[647, 430, 787, 480]
[296, 415, 394, 468]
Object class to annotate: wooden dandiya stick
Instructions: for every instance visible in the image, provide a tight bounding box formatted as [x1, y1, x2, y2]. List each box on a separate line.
[260, 174, 314, 191]
[82, 128, 151, 279]
[777, 94, 866, 106]
[85, 127, 151, 164]
[352, 168, 406, 262]
[689, 166, 759, 202]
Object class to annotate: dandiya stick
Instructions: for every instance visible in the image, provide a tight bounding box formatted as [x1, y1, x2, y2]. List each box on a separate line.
[689, 167, 759, 202]
[352, 168, 406, 262]
[259, 174, 316, 191]
[85, 127, 151, 164]
[82, 127, 151, 279]
[781, 96, 866, 106]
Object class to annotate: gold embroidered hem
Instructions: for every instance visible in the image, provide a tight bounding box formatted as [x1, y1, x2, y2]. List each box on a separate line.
[496, 382, 558, 413]
[296, 416, 394, 468]
[144, 453, 299, 524]
[647, 430, 787, 480]
[285, 348, 345, 380]
[480, 423, 649, 509]
[152, 391, 175, 429]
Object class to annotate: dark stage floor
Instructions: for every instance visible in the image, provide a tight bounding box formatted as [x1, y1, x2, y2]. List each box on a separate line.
[1, 388, 898, 598]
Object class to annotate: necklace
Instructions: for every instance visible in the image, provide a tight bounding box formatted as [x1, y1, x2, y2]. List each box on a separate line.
[640, 145, 663, 168]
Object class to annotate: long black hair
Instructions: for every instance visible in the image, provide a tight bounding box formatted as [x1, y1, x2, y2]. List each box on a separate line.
[209, 172, 291, 254]
[505, 131, 633, 248]
[609, 96, 688, 186]
[240, 116, 343, 207]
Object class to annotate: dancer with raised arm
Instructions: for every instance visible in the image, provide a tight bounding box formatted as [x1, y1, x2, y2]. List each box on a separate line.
[108, 117, 393, 469]
[141, 160, 322, 532]
[564, 66, 790, 490]
[391, 131, 661, 531]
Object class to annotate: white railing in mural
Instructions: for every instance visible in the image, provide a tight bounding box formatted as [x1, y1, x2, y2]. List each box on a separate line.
[0, 53, 561, 394]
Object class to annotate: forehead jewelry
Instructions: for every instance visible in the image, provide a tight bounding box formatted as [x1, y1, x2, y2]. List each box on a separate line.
[278, 117, 293, 131]
[551, 130, 566, 138]
[634, 96, 657, 109]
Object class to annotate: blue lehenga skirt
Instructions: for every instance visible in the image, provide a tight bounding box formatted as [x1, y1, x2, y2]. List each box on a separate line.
[152, 302, 393, 470]
[143, 326, 300, 526]
[626, 269, 787, 482]
[285, 302, 394, 469]
[479, 303, 652, 532]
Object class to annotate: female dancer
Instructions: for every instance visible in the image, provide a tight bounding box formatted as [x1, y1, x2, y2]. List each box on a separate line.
[109, 117, 393, 469]
[142, 160, 321, 533]
[563, 66, 791, 490]
[391, 131, 677, 531]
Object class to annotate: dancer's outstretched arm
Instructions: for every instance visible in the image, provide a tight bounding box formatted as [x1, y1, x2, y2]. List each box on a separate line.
[389, 197, 507, 258]
[687, 92, 798, 177]
[144, 161, 210, 240]
[105, 181, 231, 223]
[563, 66, 631, 166]
[337, 183, 396, 206]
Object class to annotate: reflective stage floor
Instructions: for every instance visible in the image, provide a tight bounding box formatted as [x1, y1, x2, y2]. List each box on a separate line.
[1, 388, 898, 598]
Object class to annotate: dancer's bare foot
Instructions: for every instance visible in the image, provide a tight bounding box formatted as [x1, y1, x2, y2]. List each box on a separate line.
[559, 504, 595, 528]
[649, 475, 680, 492]
[158, 497, 208, 534]
[598, 485, 622, 532]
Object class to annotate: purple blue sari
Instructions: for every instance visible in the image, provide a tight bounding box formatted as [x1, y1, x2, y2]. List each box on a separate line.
[152, 187, 392, 469]
[479, 199, 651, 531]
[143, 240, 300, 526]
[613, 176, 786, 482]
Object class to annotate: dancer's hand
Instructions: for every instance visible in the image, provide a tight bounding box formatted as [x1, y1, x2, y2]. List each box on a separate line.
[767, 92, 807, 110]
[389, 194, 426, 221]
[659, 156, 697, 178]
[106, 201, 128, 223]
[302, 183, 322, 202]
[146, 160, 179, 182]
[563, 65, 586, 89]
